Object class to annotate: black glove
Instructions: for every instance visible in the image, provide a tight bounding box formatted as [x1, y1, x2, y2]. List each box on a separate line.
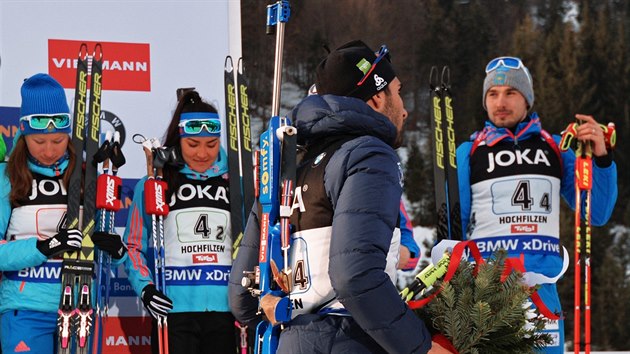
[92, 231, 127, 259]
[141, 284, 173, 319]
[36, 229, 82, 258]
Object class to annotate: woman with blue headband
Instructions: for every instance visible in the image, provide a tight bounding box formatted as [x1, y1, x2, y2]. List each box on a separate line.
[121, 89, 235, 354]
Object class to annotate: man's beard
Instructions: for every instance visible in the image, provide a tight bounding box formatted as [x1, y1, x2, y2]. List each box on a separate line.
[382, 97, 404, 149]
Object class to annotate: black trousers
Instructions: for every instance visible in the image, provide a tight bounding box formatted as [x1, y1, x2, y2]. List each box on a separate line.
[151, 312, 236, 354]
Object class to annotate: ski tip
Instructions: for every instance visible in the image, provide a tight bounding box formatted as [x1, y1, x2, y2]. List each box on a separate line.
[429, 66, 439, 88]
[237, 57, 245, 75]
[441, 66, 450, 88]
[79, 43, 89, 59]
[225, 56, 234, 71]
[93, 43, 103, 61]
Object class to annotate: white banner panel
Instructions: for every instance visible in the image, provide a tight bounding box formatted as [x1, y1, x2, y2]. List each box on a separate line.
[0, 1, 241, 353]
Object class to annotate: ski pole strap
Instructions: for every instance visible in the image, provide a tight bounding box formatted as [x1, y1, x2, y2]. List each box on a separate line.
[560, 121, 616, 152]
[110, 131, 126, 168]
[602, 122, 616, 149]
[559, 122, 578, 152]
[501, 255, 561, 320]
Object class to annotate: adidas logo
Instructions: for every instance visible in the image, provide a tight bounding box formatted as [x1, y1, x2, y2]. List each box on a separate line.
[15, 340, 31, 352]
[374, 74, 387, 90]
[49, 238, 61, 249]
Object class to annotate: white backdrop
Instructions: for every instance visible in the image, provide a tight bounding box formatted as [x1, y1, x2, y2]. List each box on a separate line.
[0, 1, 242, 353]
[1, 0, 242, 176]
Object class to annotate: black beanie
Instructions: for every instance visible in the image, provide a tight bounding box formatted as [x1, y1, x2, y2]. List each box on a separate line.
[315, 40, 396, 101]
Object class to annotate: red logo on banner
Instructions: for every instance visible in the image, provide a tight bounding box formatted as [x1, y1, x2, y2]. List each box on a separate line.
[48, 39, 151, 91]
[193, 253, 218, 264]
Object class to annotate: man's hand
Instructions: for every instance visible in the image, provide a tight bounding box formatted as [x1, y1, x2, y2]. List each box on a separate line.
[36, 229, 82, 258]
[397, 245, 411, 270]
[575, 114, 607, 157]
[260, 293, 283, 326]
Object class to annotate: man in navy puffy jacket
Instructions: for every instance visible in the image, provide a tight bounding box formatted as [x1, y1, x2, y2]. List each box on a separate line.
[229, 40, 439, 353]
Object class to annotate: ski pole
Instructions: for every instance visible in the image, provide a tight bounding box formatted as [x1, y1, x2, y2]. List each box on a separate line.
[574, 136, 592, 354]
[139, 137, 170, 354]
[152, 139, 170, 354]
[562, 120, 595, 354]
[105, 131, 125, 316]
[93, 131, 113, 354]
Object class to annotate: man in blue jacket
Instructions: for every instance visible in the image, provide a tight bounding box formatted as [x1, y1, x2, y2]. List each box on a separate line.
[456, 56, 617, 353]
[229, 40, 438, 353]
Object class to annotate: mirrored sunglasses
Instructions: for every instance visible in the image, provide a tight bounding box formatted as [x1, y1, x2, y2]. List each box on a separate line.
[178, 118, 221, 135]
[19, 113, 71, 130]
[485, 56, 525, 73]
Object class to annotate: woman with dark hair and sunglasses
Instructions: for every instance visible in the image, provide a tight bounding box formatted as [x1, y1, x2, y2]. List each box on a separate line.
[0, 73, 121, 353]
[121, 89, 235, 354]
[456, 57, 617, 353]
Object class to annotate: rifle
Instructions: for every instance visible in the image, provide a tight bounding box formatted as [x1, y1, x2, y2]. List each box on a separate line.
[241, 2, 294, 353]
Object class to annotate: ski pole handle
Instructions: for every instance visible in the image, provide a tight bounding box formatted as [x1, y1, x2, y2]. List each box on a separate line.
[142, 140, 156, 179]
[401, 251, 450, 302]
[602, 122, 616, 150]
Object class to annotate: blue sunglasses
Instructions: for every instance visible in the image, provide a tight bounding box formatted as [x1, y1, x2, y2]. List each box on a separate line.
[356, 45, 390, 86]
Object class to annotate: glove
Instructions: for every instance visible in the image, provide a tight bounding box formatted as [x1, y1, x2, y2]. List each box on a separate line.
[141, 284, 173, 319]
[36, 229, 82, 258]
[92, 231, 127, 259]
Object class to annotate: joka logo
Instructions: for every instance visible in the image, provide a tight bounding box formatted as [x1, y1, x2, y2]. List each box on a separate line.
[486, 148, 550, 173]
[48, 39, 151, 91]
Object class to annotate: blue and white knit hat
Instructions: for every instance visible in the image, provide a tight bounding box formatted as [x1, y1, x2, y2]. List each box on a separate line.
[19, 73, 71, 135]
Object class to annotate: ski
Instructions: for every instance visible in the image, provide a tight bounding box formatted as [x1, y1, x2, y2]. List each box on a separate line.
[429, 66, 462, 241]
[58, 43, 103, 354]
[236, 57, 255, 236]
[226, 56, 255, 258]
[226, 55, 256, 353]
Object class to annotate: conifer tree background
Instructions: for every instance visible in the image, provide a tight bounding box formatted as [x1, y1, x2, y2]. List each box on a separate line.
[241, 0, 629, 350]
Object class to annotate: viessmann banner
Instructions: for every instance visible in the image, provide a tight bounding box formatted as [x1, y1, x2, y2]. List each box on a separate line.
[49, 39, 152, 92]
[0, 1, 242, 353]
